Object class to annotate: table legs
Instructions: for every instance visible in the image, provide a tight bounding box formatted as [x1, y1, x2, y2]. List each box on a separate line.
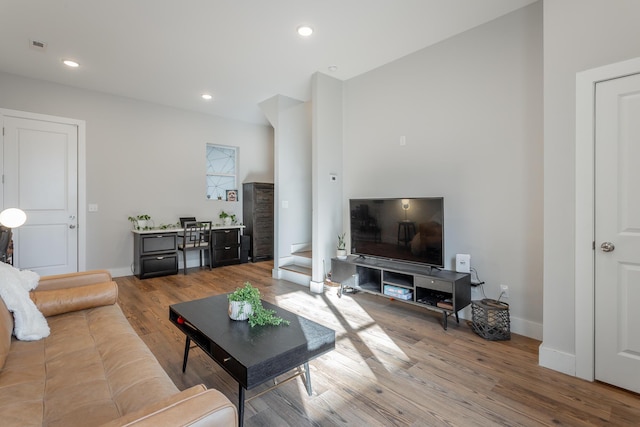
[238, 384, 246, 427]
[238, 363, 312, 426]
[302, 362, 312, 396]
[442, 311, 461, 331]
[182, 336, 191, 373]
[179, 334, 316, 427]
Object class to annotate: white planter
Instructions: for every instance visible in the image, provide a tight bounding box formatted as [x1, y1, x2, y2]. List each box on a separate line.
[336, 249, 347, 260]
[228, 301, 252, 321]
[223, 217, 232, 226]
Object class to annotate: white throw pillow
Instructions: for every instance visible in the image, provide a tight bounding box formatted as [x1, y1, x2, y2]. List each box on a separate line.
[18, 268, 40, 291]
[0, 262, 49, 341]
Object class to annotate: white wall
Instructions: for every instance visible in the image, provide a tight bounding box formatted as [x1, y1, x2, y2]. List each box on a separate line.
[312, 73, 344, 284]
[278, 102, 312, 259]
[541, 0, 640, 374]
[343, 3, 543, 337]
[260, 95, 312, 275]
[0, 71, 273, 275]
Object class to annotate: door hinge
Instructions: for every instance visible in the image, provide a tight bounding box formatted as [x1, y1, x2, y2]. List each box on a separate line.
[592, 241, 596, 250]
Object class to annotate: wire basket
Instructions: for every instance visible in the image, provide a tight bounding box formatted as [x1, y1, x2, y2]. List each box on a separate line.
[471, 299, 510, 341]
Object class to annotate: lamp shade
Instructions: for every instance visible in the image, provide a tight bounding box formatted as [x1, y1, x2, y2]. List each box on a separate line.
[0, 208, 27, 228]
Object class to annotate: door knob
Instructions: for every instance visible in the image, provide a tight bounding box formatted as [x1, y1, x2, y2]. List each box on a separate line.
[600, 242, 615, 252]
[69, 224, 76, 229]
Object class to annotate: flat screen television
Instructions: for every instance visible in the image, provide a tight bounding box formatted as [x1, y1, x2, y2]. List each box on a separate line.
[349, 197, 444, 268]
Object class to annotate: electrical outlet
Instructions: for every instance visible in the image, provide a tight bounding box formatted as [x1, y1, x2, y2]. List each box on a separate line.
[500, 284, 509, 298]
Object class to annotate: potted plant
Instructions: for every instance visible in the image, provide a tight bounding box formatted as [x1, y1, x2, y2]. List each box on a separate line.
[227, 282, 290, 327]
[219, 210, 236, 226]
[336, 232, 347, 260]
[128, 214, 153, 230]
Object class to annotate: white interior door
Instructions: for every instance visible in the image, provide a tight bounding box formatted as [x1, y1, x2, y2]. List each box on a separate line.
[2, 115, 78, 275]
[595, 72, 640, 393]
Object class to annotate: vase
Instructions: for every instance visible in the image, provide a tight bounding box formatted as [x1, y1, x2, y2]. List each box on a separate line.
[228, 301, 252, 321]
[336, 249, 347, 260]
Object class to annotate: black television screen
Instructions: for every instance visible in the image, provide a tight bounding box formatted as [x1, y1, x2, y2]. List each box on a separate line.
[349, 197, 444, 268]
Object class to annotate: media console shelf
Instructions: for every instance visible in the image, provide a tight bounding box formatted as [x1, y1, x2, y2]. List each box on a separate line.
[331, 256, 471, 330]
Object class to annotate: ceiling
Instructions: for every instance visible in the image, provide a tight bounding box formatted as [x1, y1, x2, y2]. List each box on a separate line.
[0, 0, 537, 125]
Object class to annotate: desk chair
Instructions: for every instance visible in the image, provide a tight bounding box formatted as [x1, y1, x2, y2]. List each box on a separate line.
[179, 217, 197, 228]
[177, 216, 197, 242]
[177, 221, 212, 275]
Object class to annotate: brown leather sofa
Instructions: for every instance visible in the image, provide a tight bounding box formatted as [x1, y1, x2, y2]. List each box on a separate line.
[0, 270, 237, 426]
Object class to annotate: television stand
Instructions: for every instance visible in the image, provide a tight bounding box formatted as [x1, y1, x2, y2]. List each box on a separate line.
[331, 256, 471, 330]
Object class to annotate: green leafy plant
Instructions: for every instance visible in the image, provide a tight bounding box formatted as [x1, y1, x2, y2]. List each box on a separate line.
[337, 233, 346, 250]
[228, 282, 289, 327]
[128, 214, 153, 230]
[157, 222, 180, 230]
[219, 210, 237, 224]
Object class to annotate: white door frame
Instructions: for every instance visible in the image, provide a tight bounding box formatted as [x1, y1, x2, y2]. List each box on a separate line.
[0, 108, 86, 272]
[575, 57, 640, 381]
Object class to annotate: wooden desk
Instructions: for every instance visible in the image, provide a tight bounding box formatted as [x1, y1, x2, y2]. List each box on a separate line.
[132, 225, 245, 279]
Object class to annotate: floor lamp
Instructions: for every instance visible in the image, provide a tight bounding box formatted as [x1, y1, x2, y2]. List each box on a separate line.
[0, 208, 27, 265]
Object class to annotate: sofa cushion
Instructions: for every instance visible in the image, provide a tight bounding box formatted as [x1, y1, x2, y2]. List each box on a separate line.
[30, 281, 118, 317]
[0, 303, 179, 426]
[37, 270, 112, 291]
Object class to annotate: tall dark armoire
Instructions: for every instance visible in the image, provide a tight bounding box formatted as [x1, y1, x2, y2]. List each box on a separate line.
[242, 182, 274, 261]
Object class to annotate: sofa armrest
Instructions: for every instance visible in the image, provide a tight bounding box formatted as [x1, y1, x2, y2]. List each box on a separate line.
[36, 270, 113, 291]
[100, 386, 238, 427]
[30, 281, 118, 317]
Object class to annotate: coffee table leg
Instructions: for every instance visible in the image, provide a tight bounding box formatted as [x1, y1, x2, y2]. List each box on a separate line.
[238, 384, 245, 427]
[303, 362, 312, 396]
[182, 337, 191, 373]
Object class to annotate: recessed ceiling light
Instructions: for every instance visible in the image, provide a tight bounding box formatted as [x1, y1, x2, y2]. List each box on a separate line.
[297, 25, 313, 37]
[202, 94, 213, 100]
[62, 59, 79, 68]
[328, 65, 338, 72]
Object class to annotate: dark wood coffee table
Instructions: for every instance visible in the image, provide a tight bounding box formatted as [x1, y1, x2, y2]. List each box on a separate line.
[169, 294, 336, 426]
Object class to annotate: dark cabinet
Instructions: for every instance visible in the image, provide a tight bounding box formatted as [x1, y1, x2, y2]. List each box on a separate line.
[210, 228, 241, 267]
[243, 182, 274, 261]
[133, 232, 178, 279]
[331, 256, 471, 330]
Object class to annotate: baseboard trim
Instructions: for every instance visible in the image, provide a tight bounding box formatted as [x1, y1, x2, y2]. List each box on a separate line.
[309, 280, 324, 293]
[457, 305, 542, 340]
[539, 343, 576, 376]
[110, 267, 133, 278]
[511, 316, 543, 341]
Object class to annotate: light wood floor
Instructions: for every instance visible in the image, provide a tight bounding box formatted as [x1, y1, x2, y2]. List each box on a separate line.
[115, 262, 640, 426]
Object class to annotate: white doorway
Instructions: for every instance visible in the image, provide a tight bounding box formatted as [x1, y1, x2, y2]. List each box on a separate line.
[575, 57, 640, 392]
[594, 73, 640, 393]
[1, 109, 86, 275]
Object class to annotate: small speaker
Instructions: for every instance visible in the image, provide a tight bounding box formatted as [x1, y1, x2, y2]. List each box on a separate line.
[456, 254, 471, 273]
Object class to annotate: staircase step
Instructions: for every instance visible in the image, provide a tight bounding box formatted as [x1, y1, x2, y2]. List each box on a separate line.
[280, 263, 312, 276]
[292, 250, 312, 259]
